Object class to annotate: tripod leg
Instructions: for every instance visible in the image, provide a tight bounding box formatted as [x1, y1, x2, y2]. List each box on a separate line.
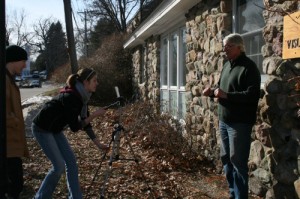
[99, 164, 112, 199]
[123, 132, 157, 199]
[100, 130, 121, 198]
[109, 130, 121, 163]
[84, 139, 113, 199]
[101, 128, 157, 198]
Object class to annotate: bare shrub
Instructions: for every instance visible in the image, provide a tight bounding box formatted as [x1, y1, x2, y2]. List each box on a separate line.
[108, 101, 210, 171]
[48, 63, 71, 84]
[79, 33, 132, 105]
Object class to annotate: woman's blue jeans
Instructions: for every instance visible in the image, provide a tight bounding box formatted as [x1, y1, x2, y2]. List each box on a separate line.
[219, 121, 252, 199]
[32, 123, 82, 199]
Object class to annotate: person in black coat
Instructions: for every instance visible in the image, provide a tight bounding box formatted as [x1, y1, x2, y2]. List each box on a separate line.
[32, 68, 109, 199]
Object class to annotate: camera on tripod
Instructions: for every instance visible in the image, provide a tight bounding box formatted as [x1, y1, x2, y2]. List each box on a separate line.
[103, 87, 125, 110]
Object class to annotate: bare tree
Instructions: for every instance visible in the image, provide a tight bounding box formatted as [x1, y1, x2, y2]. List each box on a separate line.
[6, 9, 33, 47]
[29, 17, 54, 54]
[86, 0, 141, 32]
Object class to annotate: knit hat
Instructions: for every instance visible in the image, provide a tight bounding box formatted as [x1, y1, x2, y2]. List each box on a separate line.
[6, 45, 28, 63]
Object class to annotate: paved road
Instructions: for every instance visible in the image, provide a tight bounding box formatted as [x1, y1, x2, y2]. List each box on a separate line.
[20, 84, 58, 101]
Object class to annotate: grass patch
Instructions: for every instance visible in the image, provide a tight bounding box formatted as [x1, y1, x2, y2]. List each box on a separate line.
[41, 88, 60, 97]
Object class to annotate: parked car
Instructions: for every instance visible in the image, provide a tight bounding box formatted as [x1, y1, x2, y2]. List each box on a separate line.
[32, 74, 40, 79]
[29, 80, 42, 88]
[39, 70, 48, 80]
[19, 75, 31, 88]
[15, 76, 21, 82]
[15, 76, 22, 86]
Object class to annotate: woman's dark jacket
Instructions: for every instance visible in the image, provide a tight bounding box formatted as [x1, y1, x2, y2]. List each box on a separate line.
[33, 87, 95, 139]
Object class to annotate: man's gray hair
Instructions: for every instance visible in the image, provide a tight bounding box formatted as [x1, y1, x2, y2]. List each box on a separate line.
[223, 33, 245, 52]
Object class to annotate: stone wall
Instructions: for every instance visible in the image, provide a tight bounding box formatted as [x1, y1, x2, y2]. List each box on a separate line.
[184, 2, 229, 170]
[130, 0, 300, 198]
[132, 36, 161, 112]
[253, 1, 300, 198]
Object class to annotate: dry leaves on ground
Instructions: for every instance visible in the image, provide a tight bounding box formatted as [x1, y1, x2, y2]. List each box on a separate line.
[21, 101, 249, 199]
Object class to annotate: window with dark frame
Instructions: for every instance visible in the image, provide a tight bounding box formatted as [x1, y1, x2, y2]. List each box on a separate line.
[234, 0, 266, 85]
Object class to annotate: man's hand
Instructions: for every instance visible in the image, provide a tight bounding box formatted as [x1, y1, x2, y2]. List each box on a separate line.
[202, 87, 213, 97]
[214, 88, 227, 99]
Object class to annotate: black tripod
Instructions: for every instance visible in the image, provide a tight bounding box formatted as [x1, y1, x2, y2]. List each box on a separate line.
[100, 95, 156, 199]
[99, 120, 139, 199]
[84, 96, 155, 199]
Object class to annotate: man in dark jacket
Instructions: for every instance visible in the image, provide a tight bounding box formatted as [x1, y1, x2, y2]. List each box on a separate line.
[203, 33, 261, 199]
[1, 45, 29, 199]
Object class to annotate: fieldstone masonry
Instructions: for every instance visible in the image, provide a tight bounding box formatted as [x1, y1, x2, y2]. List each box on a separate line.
[129, 0, 300, 198]
[132, 36, 161, 111]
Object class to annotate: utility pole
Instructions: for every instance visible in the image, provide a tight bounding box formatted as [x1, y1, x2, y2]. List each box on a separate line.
[78, 10, 89, 57]
[63, 0, 78, 74]
[0, 0, 7, 192]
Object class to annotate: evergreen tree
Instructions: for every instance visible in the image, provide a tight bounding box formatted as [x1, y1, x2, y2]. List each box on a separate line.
[88, 18, 117, 55]
[44, 21, 69, 73]
[34, 53, 47, 72]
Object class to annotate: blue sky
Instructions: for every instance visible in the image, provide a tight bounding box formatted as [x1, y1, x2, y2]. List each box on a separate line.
[6, 0, 87, 57]
[6, 0, 86, 27]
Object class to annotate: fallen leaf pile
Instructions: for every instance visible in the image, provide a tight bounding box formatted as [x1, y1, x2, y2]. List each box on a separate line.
[21, 101, 258, 199]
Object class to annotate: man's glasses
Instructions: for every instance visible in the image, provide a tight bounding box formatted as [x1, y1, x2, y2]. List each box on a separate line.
[223, 44, 236, 50]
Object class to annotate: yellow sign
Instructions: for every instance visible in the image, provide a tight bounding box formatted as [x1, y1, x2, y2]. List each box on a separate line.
[283, 11, 300, 59]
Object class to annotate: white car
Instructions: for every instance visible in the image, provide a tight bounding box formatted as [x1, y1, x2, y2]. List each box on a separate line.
[29, 80, 41, 88]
